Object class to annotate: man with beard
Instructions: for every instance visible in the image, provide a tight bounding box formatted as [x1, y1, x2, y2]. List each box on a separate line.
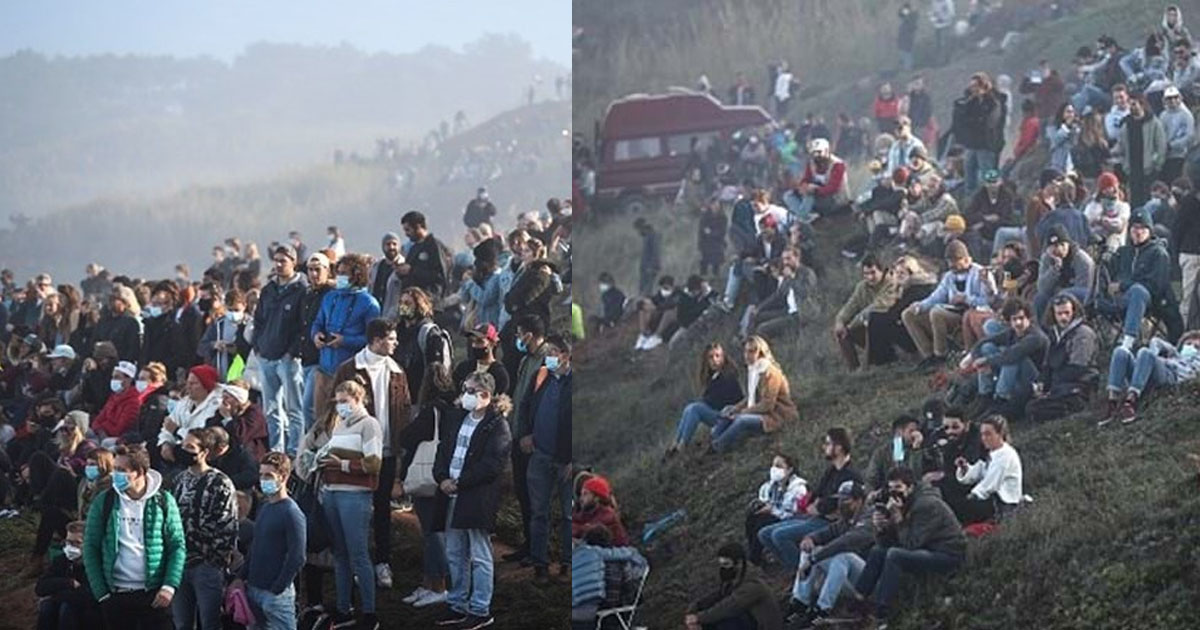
[920, 408, 985, 524]
[786, 481, 874, 627]
[140, 282, 201, 383]
[392, 287, 452, 398]
[789, 139, 849, 224]
[395, 212, 448, 302]
[368, 232, 404, 308]
[1026, 294, 1099, 423]
[684, 542, 782, 630]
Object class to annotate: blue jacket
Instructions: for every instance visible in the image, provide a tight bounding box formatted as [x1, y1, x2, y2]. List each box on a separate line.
[311, 288, 380, 374]
[459, 271, 503, 328]
[252, 274, 307, 360]
[919, 263, 993, 310]
[571, 544, 646, 607]
[1036, 207, 1090, 250]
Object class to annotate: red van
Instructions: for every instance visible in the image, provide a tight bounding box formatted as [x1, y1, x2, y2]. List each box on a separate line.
[594, 91, 774, 212]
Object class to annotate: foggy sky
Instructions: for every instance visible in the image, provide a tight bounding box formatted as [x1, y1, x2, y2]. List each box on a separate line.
[0, 0, 570, 66]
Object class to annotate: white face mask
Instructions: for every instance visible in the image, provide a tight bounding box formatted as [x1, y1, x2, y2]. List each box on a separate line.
[461, 393, 479, 411]
[659, 288, 673, 298]
[63, 544, 82, 561]
[769, 466, 787, 482]
[226, 311, 244, 323]
[598, 283, 611, 293]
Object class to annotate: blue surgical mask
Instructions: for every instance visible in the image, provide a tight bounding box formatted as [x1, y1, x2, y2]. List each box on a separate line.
[225, 311, 244, 323]
[112, 471, 131, 492]
[1182, 344, 1199, 359]
[335, 275, 350, 290]
[335, 402, 355, 418]
[516, 338, 528, 353]
[544, 355, 560, 371]
[84, 464, 100, 482]
[110, 379, 124, 393]
[892, 435, 906, 463]
[146, 305, 163, 318]
[260, 478, 279, 496]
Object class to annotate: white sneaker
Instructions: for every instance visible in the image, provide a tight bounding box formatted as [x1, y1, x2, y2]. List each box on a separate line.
[634, 334, 648, 350]
[413, 589, 448, 608]
[643, 335, 663, 350]
[402, 587, 430, 605]
[374, 563, 393, 589]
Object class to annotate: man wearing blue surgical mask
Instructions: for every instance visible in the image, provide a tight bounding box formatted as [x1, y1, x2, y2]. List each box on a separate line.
[517, 333, 573, 582]
[501, 314, 550, 565]
[1104, 330, 1200, 424]
[232, 452, 305, 630]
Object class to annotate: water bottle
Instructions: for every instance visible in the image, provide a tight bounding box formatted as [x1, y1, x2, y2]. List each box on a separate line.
[641, 508, 686, 546]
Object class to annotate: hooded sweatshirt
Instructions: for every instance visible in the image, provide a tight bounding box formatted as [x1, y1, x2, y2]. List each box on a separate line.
[1159, 103, 1196, 159]
[111, 470, 177, 590]
[158, 389, 223, 446]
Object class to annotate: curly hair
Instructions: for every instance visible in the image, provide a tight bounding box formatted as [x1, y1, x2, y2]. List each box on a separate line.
[400, 287, 434, 320]
[336, 253, 371, 288]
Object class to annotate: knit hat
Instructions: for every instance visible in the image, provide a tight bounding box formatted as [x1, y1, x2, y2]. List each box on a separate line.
[892, 166, 910, 185]
[93, 341, 118, 362]
[759, 213, 778, 229]
[944, 239, 970, 260]
[583, 476, 612, 502]
[1097, 171, 1120, 191]
[114, 361, 137, 380]
[982, 169, 1001, 184]
[1130, 208, 1153, 228]
[1045, 224, 1072, 247]
[222, 384, 250, 405]
[944, 214, 967, 233]
[1039, 168, 1064, 188]
[190, 365, 219, 392]
[381, 231, 401, 245]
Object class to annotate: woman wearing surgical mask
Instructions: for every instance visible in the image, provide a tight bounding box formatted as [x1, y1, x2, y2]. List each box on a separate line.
[132, 362, 171, 468]
[684, 542, 782, 630]
[89, 360, 146, 440]
[198, 288, 252, 381]
[1104, 331, 1200, 424]
[744, 454, 807, 565]
[313, 380, 383, 630]
[312, 254, 381, 432]
[77, 447, 114, 520]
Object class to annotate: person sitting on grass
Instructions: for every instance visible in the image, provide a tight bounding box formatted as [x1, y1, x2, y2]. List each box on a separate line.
[1100, 209, 1184, 348]
[863, 415, 926, 493]
[921, 407, 986, 524]
[591, 272, 627, 334]
[1103, 331, 1200, 425]
[901, 239, 995, 371]
[1026, 293, 1100, 423]
[1033, 226, 1094, 323]
[633, 275, 682, 351]
[959, 298, 1048, 420]
[571, 526, 648, 630]
[710, 336, 798, 454]
[684, 542, 783, 630]
[785, 480, 875, 627]
[850, 467, 967, 626]
[744, 453, 807, 565]
[666, 342, 744, 457]
[834, 254, 897, 370]
[35, 520, 98, 630]
[955, 415, 1023, 523]
[571, 474, 630, 547]
[737, 247, 816, 341]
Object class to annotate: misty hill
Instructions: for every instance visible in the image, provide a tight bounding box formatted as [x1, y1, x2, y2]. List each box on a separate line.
[0, 98, 570, 283]
[0, 34, 566, 218]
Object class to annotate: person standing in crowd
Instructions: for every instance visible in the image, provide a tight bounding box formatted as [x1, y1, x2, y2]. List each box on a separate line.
[197, 289, 251, 382]
[684, 542, 783, 630]
[312, 253, 382, 441]
[1117, 95, 1167, 207]
[300, 252, 335, 431]
[464, 187, 498, 229]
[369, 232, 404, 308]
[170, 428, 237, 630]
[501, 314, 551, 565]
[1159, 85, 1194, 184]
[141, 281, 202, 382]
[897, 3, 918, 72]
[327, 226, 347, 259]
[253, 244, 307, 458]
[433, 372, 511, 630]
[520, 334, 573, 581]
[393, 287, 452, 400]
[928, 0, 955, 66]
[395, 211, 449, 301]
[83, 444, 186, 630]
[236, 451, 306, 630]
[953, 72, 1007, 195]
[332, 317, 412, 591]
[460, 240, 504, 329]
[886, 117, 925, 178]
[319, 380, 384, 630]
[453, 322, 510, 395]
[634, 218, 663, 297]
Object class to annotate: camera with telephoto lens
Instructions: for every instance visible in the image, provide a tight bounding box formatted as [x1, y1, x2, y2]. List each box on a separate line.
[919, 426, 953, 471]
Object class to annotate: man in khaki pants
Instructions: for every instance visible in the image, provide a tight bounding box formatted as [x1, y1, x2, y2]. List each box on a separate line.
[902, 239, 993, 370]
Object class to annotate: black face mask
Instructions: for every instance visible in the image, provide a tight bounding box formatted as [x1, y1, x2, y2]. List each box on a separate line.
[719, 566, 738, 583]
[198, 298, 215, 314]
[176, 449, 199, 468]
[469, 346, 488, 361]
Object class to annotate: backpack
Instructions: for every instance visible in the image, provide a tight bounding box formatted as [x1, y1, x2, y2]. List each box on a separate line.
[100, 487, 170, 549]
[417, 321, 453, 371]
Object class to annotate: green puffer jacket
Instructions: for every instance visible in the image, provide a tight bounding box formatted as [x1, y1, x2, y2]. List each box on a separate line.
[83, 469, 186, 601]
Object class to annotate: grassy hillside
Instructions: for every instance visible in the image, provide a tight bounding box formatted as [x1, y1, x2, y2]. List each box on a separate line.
[0, 99, 571, 283]
[573, 2, 1200, 628]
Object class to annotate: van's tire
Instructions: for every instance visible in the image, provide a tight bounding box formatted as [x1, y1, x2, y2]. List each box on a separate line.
[617, 193, 651, 214]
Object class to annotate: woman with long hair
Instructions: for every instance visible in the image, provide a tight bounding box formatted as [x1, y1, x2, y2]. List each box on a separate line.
[1074, 110, 1110, 179]
[52, 411, 94, 476]
[665, 342, 743, 457]
[710, 336, 798, 453]
[867, 256, 938, 365]
[1048, 102, 1080, 174]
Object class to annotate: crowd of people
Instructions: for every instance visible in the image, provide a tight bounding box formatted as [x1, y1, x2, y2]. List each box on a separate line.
[573, 3, 1200, 629]
[1, 191, 573, 630]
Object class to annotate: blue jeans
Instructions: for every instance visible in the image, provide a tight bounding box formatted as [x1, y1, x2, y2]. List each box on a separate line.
[1119, 283, 1152, 338]
[675, 401, 722, 445]
[724, 261, 752, 306]
[445, 497, 495, 617]
[414, 496, 448, 579]
[794, 552, 866, 612]
[37, 598, 84, 630]
[976, 320, 1040, 401]
[246, 584, 296, 630]
[1107, 346, 1177, 396]
[171, 562, 225, 630]
[991, 226, 1027, 257]
[756, 517, 829, 569]
[321, 489, 375, 614]
[1033, 286, 1089, 324]
[259, 355, 304, 456]
[711, 414, 765, 452]
[1071, 83, 1111, 115]
[527, 450, 572, 567]
[301, 364, 319, 434]
[965, 149, 998, 196]
[856, 546, 962, 614]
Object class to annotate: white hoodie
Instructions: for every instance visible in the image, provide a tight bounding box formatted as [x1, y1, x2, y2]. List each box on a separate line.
[157, 390, 223, 446]
[112, 469, 166, 591]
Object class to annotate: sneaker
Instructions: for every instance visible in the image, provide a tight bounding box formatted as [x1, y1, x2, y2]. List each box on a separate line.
[797, 608, 831, 628]
[456, 615, 495, 630]
[414, 590, 448, 608]
[1098, 399, 1120, 427]
[435, 609, 469, 626]
[374, 563, 393, 589]
[841, 248, 859, 259]
[633, 334, 648, 350]
[643, 334, 663, 350]
[1119, 394, 1139, 424]
[402, 587, 430, 605]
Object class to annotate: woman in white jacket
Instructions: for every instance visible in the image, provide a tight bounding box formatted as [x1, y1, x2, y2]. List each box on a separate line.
[745, 453, 807, 564]
[157, 365, 224, 467]
[956, 415, 1022, 523]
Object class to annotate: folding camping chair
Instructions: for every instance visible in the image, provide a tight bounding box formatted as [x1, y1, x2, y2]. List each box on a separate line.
[594, 563, 649, 630]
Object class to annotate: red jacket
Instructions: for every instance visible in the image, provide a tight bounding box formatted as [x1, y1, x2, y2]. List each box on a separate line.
[800, 159, 848, 198]
[572, 504, 630, 546]
[91, 387, 145, 438]
[874, 95, 900, 121]
[1013, 115, 1041, 161]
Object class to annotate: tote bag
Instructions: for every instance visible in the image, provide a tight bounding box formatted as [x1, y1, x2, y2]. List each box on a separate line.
[403, 407, 440, 498]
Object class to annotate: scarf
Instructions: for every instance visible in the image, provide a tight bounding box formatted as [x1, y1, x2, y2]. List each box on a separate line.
[747, 358, 770, 407]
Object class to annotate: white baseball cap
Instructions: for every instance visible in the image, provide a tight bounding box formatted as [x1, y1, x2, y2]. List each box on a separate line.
[113, 361, 138, 380]
[46, 344, 76, 360]
[1165, 85, 1182, 99]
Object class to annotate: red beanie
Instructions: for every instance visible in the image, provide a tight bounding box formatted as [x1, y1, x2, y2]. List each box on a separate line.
[1097, 171, 1119, 191]
[583, 476, 612, 502]
[892, 166, 910, 185]
[190, 365, 219, 392]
